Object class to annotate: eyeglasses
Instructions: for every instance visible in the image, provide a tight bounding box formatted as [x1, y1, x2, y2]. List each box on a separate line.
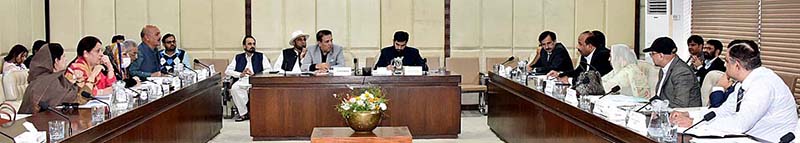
[165, 41, 176, 44]
[246, 43, 256, 46]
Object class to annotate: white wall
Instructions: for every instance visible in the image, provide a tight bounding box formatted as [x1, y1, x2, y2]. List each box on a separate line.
[3, 0, 635, 71]
[0, 0, 45, 54]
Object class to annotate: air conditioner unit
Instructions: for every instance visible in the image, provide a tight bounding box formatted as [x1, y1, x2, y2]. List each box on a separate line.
[644, 0, 670, 48]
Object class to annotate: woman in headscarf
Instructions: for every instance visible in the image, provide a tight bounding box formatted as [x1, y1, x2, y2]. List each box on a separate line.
[601, 44, 651, 98]
[18, 43, 78, 114]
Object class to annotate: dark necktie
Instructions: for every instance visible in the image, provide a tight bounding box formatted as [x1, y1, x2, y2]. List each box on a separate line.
[736, 87, 744, 112]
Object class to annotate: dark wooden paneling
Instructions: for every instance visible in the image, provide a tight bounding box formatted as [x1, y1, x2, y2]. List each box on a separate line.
[250, 74, 461, 140]
[487, 72, 655, 143]
[23, 74, 223, 143]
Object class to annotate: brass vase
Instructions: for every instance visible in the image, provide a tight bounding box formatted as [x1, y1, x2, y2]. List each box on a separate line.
[346, 111, 382, 133]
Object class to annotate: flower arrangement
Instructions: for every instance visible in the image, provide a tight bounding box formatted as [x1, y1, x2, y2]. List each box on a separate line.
[334, 86, 388, 118]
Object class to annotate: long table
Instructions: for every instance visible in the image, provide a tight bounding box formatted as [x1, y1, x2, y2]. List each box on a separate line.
[249, 73, 461, 140]
[3, 74, 223, 143]
[486, 72, 656, 143]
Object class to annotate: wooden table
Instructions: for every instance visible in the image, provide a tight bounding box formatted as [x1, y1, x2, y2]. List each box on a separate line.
[1, 74, 223, 143]
[249, 73, 461, 140]
[311, 127, 412, 143]
[486, 72, 655, 143]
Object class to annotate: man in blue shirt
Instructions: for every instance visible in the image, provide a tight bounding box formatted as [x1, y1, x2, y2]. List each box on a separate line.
[129, 25, 164, 78]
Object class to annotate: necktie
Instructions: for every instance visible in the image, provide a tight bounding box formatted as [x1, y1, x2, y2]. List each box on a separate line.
[736, 87, 744, 112]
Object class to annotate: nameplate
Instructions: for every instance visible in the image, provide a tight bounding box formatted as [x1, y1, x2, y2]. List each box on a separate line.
[626, 111, 647, 135]
[403, 66, 423, 76]
[372, 67, 393, 76]
[332, 67, 353, 76]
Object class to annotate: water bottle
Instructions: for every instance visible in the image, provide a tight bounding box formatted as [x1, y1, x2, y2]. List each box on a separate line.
[647, 100, 674, 142]
[111, 81, 129, 112]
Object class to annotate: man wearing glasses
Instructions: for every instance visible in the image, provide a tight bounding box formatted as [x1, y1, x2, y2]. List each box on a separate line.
[159, 33, 192, 73]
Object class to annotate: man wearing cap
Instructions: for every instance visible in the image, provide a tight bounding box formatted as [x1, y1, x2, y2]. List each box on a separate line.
[301, 29, 346, 72]
[274, 31, 308, 73]
[374, 31, 428, 71]
[644, 37, 701, 108]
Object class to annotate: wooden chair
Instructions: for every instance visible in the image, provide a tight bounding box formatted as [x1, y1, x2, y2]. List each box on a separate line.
[778, 73, 800, 116]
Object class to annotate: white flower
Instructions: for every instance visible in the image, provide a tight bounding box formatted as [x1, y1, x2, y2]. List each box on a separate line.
[341, 104, 350, 110]
[348, 98, 356, 103]
[379, 103, 387, 110]
[358, 100, 365, 106]
[333, 94, 338, 98]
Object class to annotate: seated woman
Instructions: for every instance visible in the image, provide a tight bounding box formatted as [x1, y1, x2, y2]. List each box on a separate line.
[3, 44, 29, 74]
[18, 43, 78, 114]
[601, 44, 651, 98]
[65, 36, 117, 104]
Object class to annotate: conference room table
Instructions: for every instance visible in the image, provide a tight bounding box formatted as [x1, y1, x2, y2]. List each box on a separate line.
[248, 72, 461, 140]
[1, 74, 223, 143]
[486, 72, 656, 143]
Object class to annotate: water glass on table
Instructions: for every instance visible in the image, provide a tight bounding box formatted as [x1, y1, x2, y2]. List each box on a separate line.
[48, 120, 67, 142]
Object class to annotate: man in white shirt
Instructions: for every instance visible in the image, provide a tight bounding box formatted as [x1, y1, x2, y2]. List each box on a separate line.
[225, 35, 272, 122]
[671, 40, 797, 142]
[274, 30, 308, 73]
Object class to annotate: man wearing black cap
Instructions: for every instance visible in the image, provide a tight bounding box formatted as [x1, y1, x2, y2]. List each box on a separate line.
[644, 37, 701, 108]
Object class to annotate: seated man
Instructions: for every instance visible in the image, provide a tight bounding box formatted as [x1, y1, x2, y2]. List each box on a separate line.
[129, 25, 164, 78]
[159, 33, 192, 74]
[709, 73, 735, 108]
[528, 31, 572, 74]
[696, 39, 727, 82]
[374, 31, 428, 71]
[301, 29, 346, 72]
[642, 37, 701, 108]
[274, 30, 308, 73]
[224, 35, 272, 122]
[105, 39, 138, 80]
[671, 40, 797, 142]
[548, 30, 613, 84]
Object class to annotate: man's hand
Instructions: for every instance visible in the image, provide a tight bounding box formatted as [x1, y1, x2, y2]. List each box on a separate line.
[241, 68, 254, 77]
[691, 56, 703, 69]
[101, 56, 113, 68]
[718, 74, 733, 89]
[547, 70, 560, 77]
[300, 48, 307, 60]
[150, 72, 162, 77]
[557, 76, 569, 83]
[316, 63, 330, 71]
[669, 111, 694, 127]
[386, 65, 395, 71]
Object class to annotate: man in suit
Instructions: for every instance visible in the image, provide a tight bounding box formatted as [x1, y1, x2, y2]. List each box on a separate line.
[301, 29, 346, 72]
[548, 30, 613, 83]
[374, 31, 428, 71]
[529, 31, 573, 74]
[224, 35, 272, 122]
[644, 37, 701, 108]
[696, 39, 726, 82]
[274, 30, 308, 73]
[685, 35, 705, 69]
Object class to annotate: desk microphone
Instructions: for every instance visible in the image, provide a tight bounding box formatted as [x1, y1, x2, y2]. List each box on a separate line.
[780, 132, 795, 143]
[81, 91, 110, 108]
[182, 63, 199, 81]
[500, 56, 515, 65]
[682, 111, 716, 143]
[597, 85, 621, 99]
[38, 101, 72, 135]
[194, 59, 212, 77]
[635, 96, 661, 112]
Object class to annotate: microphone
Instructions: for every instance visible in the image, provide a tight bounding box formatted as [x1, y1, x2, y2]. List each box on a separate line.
[193, 59, 212, 77]
[681, 111, 717, 143]
[500, 56, 515, 65]
[780, 132, 795, 143]
[597, 85, 621, 99]
[635, 96, 661, 112]
[81, 91, 110, 108]
[38, 101, 72, 136]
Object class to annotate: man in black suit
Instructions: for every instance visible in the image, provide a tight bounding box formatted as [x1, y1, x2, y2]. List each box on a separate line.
[374, 31, 428, 71]
[696, 39, 727, 82]
[548, 30, 613, 83]
[528, 31, 573, 74]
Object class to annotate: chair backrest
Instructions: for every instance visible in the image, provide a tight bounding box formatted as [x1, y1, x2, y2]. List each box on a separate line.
[2, 71, 28, 101]
[637, 60, 660, 97]
[446, 57, 480, 85]
[485, 57, 519, 73]
[426, 57, 440, 70]
[194, 59, 229, 73]
[777, 73, 800, 116]
[0, 75, 5, 101]
[700, 70, 725, 107]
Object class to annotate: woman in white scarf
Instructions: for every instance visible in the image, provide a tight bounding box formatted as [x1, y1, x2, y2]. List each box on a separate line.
[602, 44, 651, 98]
